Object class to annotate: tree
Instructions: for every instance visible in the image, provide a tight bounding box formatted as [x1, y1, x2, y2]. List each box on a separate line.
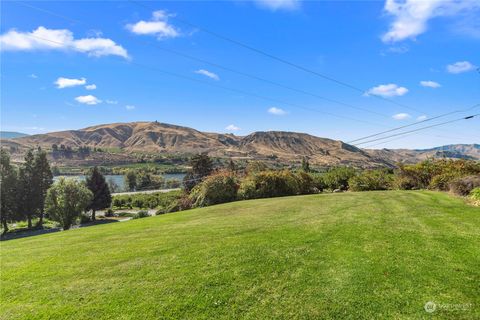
[33, 149, 53, 227]
[183, 153, 213, 192]
[228, 159, 236, 173]
[86, 166, 112, 221]
[301, 157, 311, 173]
[125, 170, 137, 191]
[17, 150, 37, 228]
[0, 150, 18, 234]
[45, 178, 92, 230]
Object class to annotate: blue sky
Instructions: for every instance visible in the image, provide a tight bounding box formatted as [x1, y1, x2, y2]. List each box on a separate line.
[1, 0, 479, 149]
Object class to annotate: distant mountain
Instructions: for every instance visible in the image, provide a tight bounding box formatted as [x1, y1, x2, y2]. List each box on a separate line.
[2, 121, 392, 168]
[2, 122, 478, 168]
[0, 131, 29, 139]
[366, 144, 480, 163]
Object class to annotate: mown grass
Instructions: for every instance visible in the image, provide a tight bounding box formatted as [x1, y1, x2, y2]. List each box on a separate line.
[1, 191, 479, 319]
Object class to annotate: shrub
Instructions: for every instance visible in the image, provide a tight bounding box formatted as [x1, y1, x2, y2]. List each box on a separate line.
[165, 196, 193, 213]
[396, 159, 480, 190]
[349, 169, 393, 192]
[471, 187, 480, 200]
[79, 213, 91, 224]
[295, 171, 316, 195]
[238, 170, 301, 200]
[310, 173, 326, 192]
[322, 167, 356, 191]
[448, 175, 480, 196]
[105, 208, 115, 217]
[190, 172, 238, 207]
[237, 178, 257, 200]
[132, 210, 149, 219]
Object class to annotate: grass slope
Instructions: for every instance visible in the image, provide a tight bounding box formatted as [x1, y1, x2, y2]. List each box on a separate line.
[1, 191, 479, 319]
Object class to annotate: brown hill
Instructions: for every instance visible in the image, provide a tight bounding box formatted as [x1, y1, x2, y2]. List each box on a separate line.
[3, 121, 478, 168]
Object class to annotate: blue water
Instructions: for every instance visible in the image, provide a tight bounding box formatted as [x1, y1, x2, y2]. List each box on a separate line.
[53, 173, 185, 192]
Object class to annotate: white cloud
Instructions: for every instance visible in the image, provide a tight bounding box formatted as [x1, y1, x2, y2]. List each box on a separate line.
[225, 124, 240, 131]
[105, 100, 118, 105]
[29, 74, 38, 79]
[381, 0, 480, 43]
[125, 105, 135, 110]
[195, 69, 220, 81]
[392, 113, 411, 120]
[55, 77, 86, 89]
[420, 80, 441, 88]
[0, 26, 129, 59]
[254, 0, 300, 11]
[268, 107, 287, 115]
[365, 83, 408, 97]
[417, 115, 428, 121]
[85, 84, 97, 90]
[75, 95, 101, 105]
[127, 10, 179, 39]
[446, 61, 476, 74]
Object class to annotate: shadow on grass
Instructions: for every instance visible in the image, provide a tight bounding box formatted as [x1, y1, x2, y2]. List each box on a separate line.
[1, 219, 121, 241]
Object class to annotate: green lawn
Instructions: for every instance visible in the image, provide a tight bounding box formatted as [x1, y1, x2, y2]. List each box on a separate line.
[1, 191, 479, 319]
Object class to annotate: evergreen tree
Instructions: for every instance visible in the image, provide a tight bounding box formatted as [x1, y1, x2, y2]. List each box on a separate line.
[18, 150, 37, 228]
[34, 149, 53, 227]
[228, 159, 236, 173]
[125, 170, 137, 191]
[86, 166, 112, 221]
[183, 153, 213, 192]
[0, 150, 18, 234]
[302, 157, 311, 173]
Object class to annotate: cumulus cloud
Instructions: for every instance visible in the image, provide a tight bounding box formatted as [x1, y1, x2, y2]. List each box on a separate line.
[446, 61, 476, 74]
[420, 80, 441, 88]
[254, 0, 300, 11]
[0, 26, 129, 59]
[417, 115, 428, 121]
[105, 100, 118, 105]
[127, 10, 179, 39]
[268, 107, 287, 115]
[225, 124, 240, 131]
[365, 83, 408, 97]
[29, 74, 38, 79]
[195, 69, 220, 81]
[381, 0, 480, 43]
[125, 105, 135, 110]
[392, 113, 411, 120]
[55, 77, 86, 89]
[75, 95, 101, 105]
[85, 84, 97, 90]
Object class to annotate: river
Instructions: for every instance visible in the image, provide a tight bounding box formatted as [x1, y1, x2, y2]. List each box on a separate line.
[53, 173, 186, 192]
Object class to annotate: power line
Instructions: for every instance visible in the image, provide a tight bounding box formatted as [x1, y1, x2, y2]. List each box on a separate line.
[15, 1, 390, 119]
[16, 1, 479, 145]
[353, 114, 479, 146]
[347, 103, 480, 144]
[22, 32, 385, 127]
[128, 0, 424, 114]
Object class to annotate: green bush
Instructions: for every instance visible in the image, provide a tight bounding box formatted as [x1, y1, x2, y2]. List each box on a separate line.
[132, 210, 149, 219]
[112, 190, 182, 210]
[310, 173, 326, 192]
[470, 187, 480, 200]
[295, 171, 316, 195]
[238, 170, 301, 200]
[396, 159, 480, 190]
[322, 167, 356, 191]
[349, 170, 393, 192]
[190, 172, 238, 207]
[237, 178, 257, 200]
[164, 196, 193, 213]
[448, 175, 480, 196]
